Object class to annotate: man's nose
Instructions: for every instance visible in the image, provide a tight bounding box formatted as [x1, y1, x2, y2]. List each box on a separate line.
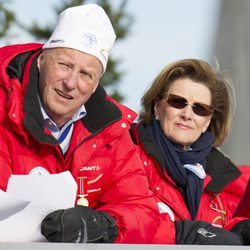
[64, 71, 78, 90]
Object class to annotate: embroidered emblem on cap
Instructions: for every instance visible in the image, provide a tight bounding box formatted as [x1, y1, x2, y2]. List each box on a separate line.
[82, 33, 97, 47]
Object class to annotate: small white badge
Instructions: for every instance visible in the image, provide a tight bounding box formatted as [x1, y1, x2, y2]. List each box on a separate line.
[29, 167, 49, 176]
[157, 202, 175, 221]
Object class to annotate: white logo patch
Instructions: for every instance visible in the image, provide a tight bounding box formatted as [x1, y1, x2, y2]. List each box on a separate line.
[29, 167, 49, 176]
[157, 202, 175, 222]
[82, 33, 97, 47]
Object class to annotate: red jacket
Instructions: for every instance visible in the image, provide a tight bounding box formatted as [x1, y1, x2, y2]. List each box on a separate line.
[234, 176, 250, 218]
[131, 122, 250, 244]
[0, 43, 160, 243]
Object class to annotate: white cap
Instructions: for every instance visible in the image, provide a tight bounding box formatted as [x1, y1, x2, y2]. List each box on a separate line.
[43, 4, 116, 72]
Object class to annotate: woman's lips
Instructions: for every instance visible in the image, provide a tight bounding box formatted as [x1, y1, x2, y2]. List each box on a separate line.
[175, 123, 192, 130]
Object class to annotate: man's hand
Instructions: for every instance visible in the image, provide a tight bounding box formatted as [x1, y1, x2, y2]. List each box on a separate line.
[41, 205, 118, 243]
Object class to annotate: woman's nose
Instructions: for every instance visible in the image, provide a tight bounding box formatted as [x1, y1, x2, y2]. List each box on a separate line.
[180, 104, 193, 119]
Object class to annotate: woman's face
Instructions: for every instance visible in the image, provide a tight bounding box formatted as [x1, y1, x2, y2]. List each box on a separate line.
[154, 78, 213, 149]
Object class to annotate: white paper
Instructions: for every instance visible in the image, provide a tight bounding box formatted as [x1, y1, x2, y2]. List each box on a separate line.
[0, 171, 77, 242]
[0, 191, 30, 221]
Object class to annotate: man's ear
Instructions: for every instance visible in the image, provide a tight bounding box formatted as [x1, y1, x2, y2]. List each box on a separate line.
[92, 83, 99, 94]
[37, 53, 44, 71]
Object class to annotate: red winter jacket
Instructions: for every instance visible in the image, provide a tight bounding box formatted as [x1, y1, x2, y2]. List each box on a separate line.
[0, 43, 160, 243]
[131, 122, 250, 244]
[234, 176, 250, 217]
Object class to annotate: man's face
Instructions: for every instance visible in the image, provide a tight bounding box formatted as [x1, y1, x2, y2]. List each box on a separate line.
[37, 48, 102, 128]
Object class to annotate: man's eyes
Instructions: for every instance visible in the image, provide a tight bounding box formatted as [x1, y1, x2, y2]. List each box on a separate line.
[56, 62, 94, 81]
[58, 62, 70, 68]
[80, 71, 94, 81]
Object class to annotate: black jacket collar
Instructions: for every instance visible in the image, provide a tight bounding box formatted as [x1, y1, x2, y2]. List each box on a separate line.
[205, 147, 241, 192]
[134, 122, 241, 193]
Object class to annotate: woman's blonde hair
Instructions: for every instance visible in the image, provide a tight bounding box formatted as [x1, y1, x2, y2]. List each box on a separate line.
[140, 59, 235, 147]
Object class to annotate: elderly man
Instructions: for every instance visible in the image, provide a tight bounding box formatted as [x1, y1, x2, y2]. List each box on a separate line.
[0, 4, 160, 243]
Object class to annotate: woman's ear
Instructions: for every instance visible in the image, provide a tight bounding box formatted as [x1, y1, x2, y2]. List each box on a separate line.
[202, 117, 212, 133]
[154, 102, 160, 120]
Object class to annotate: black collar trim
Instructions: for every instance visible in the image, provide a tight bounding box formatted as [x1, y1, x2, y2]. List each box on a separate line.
[7, 50, 35, 81]
[81, 85, 122, 134]
[23, 53, 57, 144]
[205, 148, 241, 192]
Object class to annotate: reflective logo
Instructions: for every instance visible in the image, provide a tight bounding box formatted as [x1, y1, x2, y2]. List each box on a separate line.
[197, 228, 216, 238]
[29, 167, 49, 176]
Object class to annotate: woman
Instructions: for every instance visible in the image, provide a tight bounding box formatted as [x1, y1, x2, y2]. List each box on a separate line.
[130, 59, 250, 244]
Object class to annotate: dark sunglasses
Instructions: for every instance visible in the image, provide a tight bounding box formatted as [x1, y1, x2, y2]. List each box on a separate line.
[165, 94, 214, 116]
